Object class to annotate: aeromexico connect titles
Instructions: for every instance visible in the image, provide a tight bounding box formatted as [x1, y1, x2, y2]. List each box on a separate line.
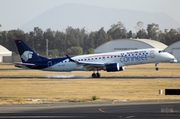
[14, 38, 177, 78]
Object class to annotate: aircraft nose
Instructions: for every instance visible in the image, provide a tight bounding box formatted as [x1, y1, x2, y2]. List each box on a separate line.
[168, 54, 177, 63]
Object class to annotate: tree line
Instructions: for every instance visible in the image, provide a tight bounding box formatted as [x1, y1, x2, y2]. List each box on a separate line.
[0, 21, 180, 57]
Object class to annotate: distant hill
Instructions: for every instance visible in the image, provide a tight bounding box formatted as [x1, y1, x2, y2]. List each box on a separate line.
[20, 3, 180, 32]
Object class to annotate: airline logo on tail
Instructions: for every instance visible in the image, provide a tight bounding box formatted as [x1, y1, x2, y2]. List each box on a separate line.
[21, 51, 33, 61]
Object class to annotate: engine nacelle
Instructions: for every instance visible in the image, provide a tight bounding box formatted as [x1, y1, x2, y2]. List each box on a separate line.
[105, 63, 124, 72]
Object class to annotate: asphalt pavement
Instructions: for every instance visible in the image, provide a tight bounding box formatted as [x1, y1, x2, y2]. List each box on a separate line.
[0, 100, 180, 119]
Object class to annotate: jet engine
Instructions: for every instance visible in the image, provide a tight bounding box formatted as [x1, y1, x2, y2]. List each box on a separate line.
[105, 63, 124, 72]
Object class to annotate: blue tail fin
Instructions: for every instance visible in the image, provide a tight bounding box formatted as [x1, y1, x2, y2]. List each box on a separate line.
[14, 38, 41, 63]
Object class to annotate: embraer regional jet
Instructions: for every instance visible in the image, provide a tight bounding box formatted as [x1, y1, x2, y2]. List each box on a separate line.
[14, 38, 177, 78]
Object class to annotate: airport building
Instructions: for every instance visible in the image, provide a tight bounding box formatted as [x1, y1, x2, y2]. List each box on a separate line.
[95, 39, 180, 62]
[165, 41, 180, 62]
[0, 45, 12, 62]
[95, 39, 168, 53]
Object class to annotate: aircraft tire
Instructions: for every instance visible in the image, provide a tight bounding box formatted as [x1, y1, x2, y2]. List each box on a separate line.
[96, 73, 100, 78]
[92, 73, 96, 78]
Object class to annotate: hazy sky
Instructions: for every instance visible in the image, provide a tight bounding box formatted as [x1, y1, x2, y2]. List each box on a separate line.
[0, 0, 180, 31]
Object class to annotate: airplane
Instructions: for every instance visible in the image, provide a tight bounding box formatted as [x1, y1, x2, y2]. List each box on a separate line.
[14, 38, 177, 78]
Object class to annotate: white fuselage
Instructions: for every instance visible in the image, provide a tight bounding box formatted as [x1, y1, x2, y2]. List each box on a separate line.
[44, 48, 176, 72]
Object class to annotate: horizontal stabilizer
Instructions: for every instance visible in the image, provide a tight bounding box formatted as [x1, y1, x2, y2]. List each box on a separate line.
[14, 62, 35, 68]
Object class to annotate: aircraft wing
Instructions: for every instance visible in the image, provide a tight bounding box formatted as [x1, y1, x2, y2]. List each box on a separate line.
[73, 61, 105, 70]
[66, 55, 105, 70]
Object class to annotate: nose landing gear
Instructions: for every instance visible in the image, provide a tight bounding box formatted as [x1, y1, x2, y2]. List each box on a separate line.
[155, 63, 159, 71]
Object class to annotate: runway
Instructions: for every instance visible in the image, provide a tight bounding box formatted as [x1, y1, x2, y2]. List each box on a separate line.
[0, 75, 180, 79]
[0, 67, 180, 118]
[1, 101, 180, 119]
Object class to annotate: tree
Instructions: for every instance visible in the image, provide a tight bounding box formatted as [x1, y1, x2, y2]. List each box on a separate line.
[1, 22, 180, 56]
[136, 29, 147, 39]
[7, 29, 24, 51]
[94, 27, 111, 48]
[127, 30, 133, 38]
[33, 27, 44, 54]
[54, 31, 66, 56]
[107, 21, 127, 39]
[87, 48, 94, 54]
[44, 28, 55, 55]
[65, 27, 80, 48]
[48, 49, 59, 57]
[82, 32, 96, 54]
[165, 29, 179, 45]
[146, 23, 159, 40]
[67, 46, 83, 55]
[135, 21, 144, 32]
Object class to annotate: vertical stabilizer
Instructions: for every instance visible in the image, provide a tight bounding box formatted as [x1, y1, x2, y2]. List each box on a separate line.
[14, 38, 41, 63]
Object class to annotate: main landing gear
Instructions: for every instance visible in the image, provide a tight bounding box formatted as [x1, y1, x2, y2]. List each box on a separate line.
[92, 70, 101, 78]
[155, 63, 159, 71]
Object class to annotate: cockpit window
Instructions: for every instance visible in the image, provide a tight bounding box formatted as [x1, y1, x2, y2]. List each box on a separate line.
[159, 50, 166, 53]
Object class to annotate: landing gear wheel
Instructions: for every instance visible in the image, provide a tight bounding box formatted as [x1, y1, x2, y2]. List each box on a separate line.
[92, 73, 96, 78]
[91, 71, 101, 78]
[96, 72, 100, 78]
[155, 63, 159, 71]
